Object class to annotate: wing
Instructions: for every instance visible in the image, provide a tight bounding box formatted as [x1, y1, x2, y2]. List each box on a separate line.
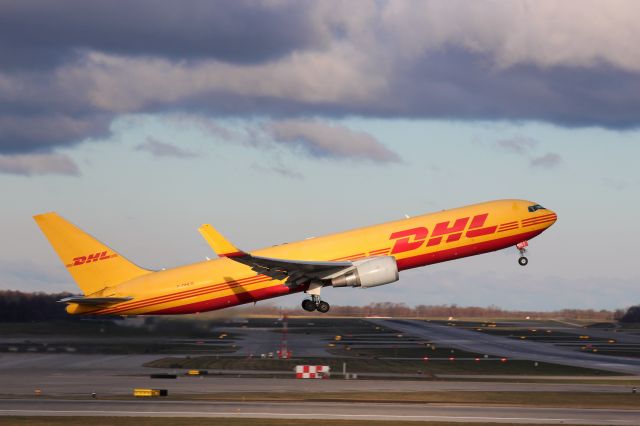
[58, 296, 133, 306]
[198, 224, 354, 287]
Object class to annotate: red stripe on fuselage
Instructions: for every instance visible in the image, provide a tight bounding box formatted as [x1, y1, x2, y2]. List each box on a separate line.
[97, 274, 271, 314]
[522, 214, 556, 224]
[145, 283, 298, 315]
[522, 218, 556, 227]
[331, 253, 365, 261]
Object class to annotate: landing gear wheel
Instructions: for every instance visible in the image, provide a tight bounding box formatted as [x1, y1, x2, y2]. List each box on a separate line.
[316, 301, 330, 313]
[302, 299, 317, 312]
[518, 256, 528, 266]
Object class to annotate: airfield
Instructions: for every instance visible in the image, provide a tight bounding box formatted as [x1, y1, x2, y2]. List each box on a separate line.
[2, 317, 640, 425]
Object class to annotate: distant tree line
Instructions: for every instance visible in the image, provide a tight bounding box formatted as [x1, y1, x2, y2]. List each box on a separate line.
[617, 305, 640, 323]
[240, 302, 620, 321]
[0, 290, 74, 322]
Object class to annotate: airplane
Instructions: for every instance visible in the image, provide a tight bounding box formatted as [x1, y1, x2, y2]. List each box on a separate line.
[34, 199, 556, 316]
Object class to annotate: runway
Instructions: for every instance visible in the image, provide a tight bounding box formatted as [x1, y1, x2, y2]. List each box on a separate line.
[1, 398, 639, 424]
[215, 325, 334, 357]
[372, 319, 640, 375]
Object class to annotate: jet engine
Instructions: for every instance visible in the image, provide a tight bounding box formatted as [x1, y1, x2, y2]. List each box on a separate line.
[331, 256, 399, 288]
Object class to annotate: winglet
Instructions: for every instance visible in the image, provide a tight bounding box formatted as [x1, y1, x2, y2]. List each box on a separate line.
[198, 224, 245, 258]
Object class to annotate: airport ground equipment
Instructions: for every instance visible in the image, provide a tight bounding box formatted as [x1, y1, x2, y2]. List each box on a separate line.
[133, 388, 168, 397]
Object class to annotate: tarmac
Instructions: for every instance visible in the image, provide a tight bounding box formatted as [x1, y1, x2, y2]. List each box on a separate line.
[1, 398, 639, 425]
[371, 319, 640, 375]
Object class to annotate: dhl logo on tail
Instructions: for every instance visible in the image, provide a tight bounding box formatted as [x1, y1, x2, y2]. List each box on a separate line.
[66, 251, 117, 268]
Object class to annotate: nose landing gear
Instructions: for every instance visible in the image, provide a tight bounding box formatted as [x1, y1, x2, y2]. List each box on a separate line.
[516, 241, 529, 266]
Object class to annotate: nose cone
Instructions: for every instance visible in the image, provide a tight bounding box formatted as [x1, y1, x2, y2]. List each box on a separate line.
[523, 201, 557, 230]
[547, 208, 558, 227]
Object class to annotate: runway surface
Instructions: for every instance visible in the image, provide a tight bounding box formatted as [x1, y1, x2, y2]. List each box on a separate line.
[372, 319, 640, 375]
[1, 398, 639, 424]
[215, 325, 334, 357]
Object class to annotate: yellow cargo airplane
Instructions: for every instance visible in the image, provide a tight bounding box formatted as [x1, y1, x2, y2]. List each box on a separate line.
[34, 199, 556, 315]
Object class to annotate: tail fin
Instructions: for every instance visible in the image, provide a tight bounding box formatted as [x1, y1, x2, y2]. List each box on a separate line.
[33, 212, 151, 295]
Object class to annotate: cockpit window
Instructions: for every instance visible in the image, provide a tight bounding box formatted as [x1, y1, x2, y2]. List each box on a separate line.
[528, 204, 546, 213]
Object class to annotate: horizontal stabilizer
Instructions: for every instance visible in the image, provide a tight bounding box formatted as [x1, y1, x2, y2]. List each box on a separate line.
[58, 296, 133, 306]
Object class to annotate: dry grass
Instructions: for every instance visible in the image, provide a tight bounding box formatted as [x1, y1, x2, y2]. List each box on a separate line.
[157, 391, 640, 409]
[0, 417, 594, 426]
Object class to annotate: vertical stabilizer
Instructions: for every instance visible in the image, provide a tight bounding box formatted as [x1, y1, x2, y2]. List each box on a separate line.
[33, 212, 151, 295]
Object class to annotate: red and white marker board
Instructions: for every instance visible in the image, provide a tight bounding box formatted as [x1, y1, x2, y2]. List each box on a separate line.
[295, 365, 330, 379]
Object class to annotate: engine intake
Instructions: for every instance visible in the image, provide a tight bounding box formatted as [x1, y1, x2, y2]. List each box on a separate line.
[331, 256, 399, 288]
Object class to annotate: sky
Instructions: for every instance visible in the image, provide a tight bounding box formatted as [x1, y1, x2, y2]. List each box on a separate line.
[1, 0, 639, 311]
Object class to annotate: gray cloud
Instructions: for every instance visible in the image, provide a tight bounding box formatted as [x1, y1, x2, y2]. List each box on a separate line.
[0, 153, 80, 176]
[251, 162, 304, 180]
[2, 1, 640, 155]
[496, 136, 538, 155]
[173, 115, 400, 164]
[135, 137, 198, 158]
[265, 119, 400, 163]
[530, 153, 562, 169]
[602, 177, 639, 190]
[495, 135, 562, 170]
[0, 0, 326, 70]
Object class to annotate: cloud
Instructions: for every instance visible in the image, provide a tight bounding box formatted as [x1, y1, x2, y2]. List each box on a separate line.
[530, 152, 562, 169]
[2, 1, 640, 155]
[173, 115, 400, 164]
[135, 137, 198, 158]
[265, 119, 400, 163]
[0, 0, 327, 70]
[602, 177, 638, 190]
[251, 162, 304, 180]
[496, 136, 538, 155]
[0, 153, 79, 176]
[495, 136, 562, 170]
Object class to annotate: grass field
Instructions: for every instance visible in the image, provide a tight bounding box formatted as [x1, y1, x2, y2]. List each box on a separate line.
[4, 390, 640, 410]
[144, 390, 640, 409]
[0, 418, 575, 426]
[145, 355, 621, 376]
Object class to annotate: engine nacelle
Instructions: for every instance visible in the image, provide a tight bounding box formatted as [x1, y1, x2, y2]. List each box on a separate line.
[331, 256, 399, 288]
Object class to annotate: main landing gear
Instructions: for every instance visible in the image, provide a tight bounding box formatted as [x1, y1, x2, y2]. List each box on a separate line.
[516, 241, 529, 266]
[302, 296, 330, 313]
[302, 281, 330, 313]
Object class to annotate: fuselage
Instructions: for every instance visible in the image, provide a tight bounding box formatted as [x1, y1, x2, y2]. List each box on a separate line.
[81, 199, 556, 315]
